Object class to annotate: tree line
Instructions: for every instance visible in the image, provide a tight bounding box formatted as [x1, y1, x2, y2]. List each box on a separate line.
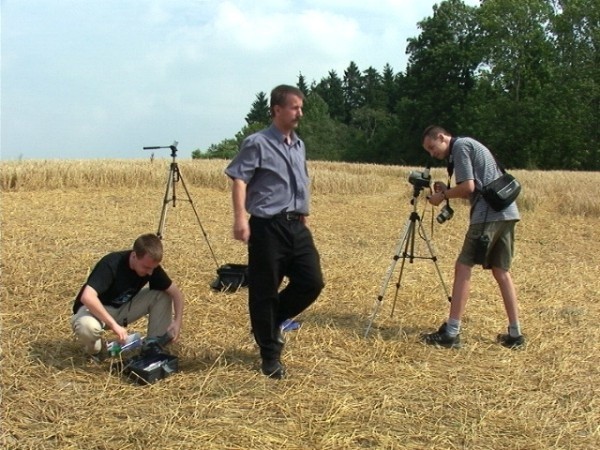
[193, 0, 599, 170]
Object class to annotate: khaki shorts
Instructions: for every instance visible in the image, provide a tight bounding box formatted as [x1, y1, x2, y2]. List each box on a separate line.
[458, 220, 517, 270]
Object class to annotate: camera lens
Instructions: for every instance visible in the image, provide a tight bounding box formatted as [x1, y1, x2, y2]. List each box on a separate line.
[436, 204, 454, 224]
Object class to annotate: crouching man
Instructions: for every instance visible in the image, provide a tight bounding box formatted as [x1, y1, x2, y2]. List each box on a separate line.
[71, 233, 184, 360]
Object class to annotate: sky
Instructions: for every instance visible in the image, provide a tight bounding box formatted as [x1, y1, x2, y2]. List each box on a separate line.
[1, 0, 480, 160]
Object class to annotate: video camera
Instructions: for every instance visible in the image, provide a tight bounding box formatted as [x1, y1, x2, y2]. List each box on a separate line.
[408, 164, 454, 225]
[408, 169, 431, 189]
[408, 165, 432, 198]
[143, 141, 179, 158]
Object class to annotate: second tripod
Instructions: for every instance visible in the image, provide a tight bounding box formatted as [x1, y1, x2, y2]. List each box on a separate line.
[143, 142, 220, 269]
[364, 185, 451, 338]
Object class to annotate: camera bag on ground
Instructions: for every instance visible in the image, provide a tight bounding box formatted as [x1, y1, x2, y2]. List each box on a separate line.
[121, 334, 178, 385]
[481, 172, 521, 211]
[210, 263, 249, 292]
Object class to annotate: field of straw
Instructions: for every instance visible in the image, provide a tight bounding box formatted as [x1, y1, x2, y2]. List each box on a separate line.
[1, 158, 599, 449]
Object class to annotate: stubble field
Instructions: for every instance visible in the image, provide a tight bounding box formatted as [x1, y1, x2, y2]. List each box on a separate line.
[1, 159, 599, 449]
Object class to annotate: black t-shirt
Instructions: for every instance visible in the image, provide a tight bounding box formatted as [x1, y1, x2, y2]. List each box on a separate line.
[72, 250, 172, 314]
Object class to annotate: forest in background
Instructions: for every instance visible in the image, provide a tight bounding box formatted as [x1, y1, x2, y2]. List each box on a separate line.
[193, 0, 599, 171]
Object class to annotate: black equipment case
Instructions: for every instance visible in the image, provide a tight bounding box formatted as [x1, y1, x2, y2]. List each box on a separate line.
[123, 352, 178, 384]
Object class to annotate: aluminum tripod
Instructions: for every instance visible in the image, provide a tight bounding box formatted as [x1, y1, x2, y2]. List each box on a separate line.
[143, 142, 220, 269]
[364, 188, 451, 338]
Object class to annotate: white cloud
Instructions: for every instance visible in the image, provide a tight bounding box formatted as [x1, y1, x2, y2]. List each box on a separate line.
[143, 0, 172, 25]
[1, 0, 482, 159]
[213, 2, 285, 52]
[299, 9, 361, 59]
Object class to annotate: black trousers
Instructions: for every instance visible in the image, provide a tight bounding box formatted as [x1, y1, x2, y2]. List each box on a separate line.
[248, 215, 324, 361]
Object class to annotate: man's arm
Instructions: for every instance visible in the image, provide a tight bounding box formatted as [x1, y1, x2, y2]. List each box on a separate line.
[80, 285, 128, 342]
[429, 179, 475, 206]
[446, 179, 475, 199]
[164, 282, 184, 342]
[231, 178, 250, 243]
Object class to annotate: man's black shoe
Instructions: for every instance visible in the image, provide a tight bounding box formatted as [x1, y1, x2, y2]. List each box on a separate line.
[497, 330, 525, 349]
[261, 359, 286, 379]
[421, 323, 461, 349]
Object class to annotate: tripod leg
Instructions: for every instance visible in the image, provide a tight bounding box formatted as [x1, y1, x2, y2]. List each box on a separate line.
[171, 163, 178, 207]
[365, 218, 413, 337]
[157, 167, 175, 239]
[175, 171, 221, 269]
[389, 221, 415, 317]
[416, 218, 452, 302]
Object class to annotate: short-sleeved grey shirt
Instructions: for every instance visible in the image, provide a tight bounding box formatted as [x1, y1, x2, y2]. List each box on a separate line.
[225, 125, 310, 218]
[452, 137, 520, 225]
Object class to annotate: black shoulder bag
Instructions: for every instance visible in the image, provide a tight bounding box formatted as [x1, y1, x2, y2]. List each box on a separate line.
[481, 155, 521, 212]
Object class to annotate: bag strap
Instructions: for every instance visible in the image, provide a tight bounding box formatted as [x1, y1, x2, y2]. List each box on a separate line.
[446, 137, 458, 180]
[447, 136, 508, 174]
[470, 191, 488, 219]
[446, 135, 494, 223]
[487, 148, 507, 174]
[470, 196, 489, 237]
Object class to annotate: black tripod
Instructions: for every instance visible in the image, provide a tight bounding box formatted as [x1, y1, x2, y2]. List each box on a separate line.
[143, 142, 220, 269]
[364, 185, 451, 338]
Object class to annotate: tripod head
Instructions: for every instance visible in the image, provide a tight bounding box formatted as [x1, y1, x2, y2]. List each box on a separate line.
[143, 141, 179, 159]
[411, 184, 428, 200]
[407, 163, 432, 205]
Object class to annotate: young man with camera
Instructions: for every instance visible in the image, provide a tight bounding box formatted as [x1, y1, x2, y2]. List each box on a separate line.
[71, 233, 184, 359]
[420, 125, 524, 349]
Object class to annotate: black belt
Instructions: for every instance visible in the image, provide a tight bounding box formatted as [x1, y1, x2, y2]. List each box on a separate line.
[272, 212, 304, 221]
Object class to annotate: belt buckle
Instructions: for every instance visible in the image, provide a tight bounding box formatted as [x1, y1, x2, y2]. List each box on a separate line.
[285, 212, 295, 221]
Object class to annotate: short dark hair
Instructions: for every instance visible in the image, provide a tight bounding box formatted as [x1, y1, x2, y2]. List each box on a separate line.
[422, 125, 451, 143]
[270, 85, 304, 117]
[133, 233, 163, 262]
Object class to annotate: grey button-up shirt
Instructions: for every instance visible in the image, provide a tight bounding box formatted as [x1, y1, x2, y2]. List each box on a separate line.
[225, 125, 310, 218]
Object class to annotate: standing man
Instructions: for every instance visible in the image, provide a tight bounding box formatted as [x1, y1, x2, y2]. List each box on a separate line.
[71, 233, 184, 359]
[420, 125, 524, 349]
[225, 84, 325, 379]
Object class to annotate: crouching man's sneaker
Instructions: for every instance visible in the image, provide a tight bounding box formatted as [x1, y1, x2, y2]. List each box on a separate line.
[421, 323, 461, 349]
[497, 330, 525, 349]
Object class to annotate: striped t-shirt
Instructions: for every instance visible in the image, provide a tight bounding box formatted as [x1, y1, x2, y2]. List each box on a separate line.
[451, 137, 520, 225]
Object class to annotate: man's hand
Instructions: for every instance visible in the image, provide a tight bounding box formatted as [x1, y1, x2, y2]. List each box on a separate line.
[80, 285, 129, 342]
[233, 217, 250, 244]
[428, 181, 448, 206]
[165, 283, 184, 342]
[166, 321, 181, 342]
[433, 181, 448, 193]
[112, 324, 129, 343]
[427, 191, 446, 206]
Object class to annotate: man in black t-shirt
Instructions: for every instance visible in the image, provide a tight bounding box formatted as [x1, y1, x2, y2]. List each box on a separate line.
[71, 233, 184, 358]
